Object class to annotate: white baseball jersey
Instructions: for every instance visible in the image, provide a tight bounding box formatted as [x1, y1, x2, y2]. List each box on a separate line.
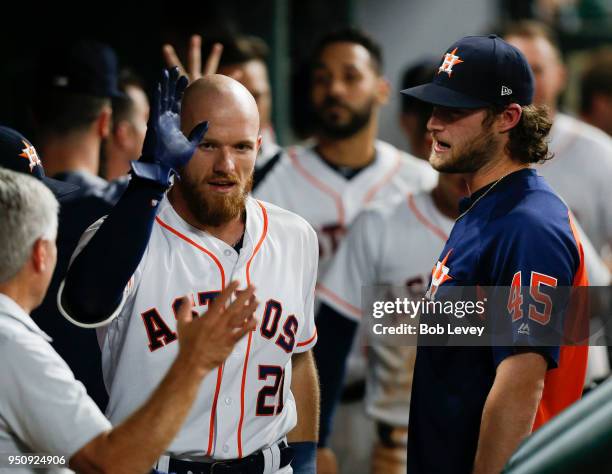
[318, 191, 453, 426]
[539, 112, 612, 254]
[253, 140, 438, 277]
[61, 196, 318, 461]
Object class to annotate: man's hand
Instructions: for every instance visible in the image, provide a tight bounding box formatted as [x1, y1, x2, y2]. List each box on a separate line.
[163, 34, 223, 82]
[175, 281, 258, 378]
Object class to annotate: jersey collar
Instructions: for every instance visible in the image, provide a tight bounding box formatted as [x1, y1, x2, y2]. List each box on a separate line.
[459, 168, 536, 214]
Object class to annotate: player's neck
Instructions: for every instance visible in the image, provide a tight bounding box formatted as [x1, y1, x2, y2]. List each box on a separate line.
[464, 155, 529, 195]
[103, 147, 132, 181]
[316, 119, 377, 168]
[0, 277, 37, 315]
[41, 134, 101, 178]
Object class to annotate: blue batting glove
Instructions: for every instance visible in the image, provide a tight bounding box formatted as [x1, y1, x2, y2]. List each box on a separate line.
[131, 67, 208, 186]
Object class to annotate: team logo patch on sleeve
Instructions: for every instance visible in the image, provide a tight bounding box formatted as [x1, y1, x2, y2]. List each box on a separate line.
[426, 249, 453, 300]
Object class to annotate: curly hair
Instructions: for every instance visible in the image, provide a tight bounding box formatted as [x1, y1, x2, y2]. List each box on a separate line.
[484, 104, 553, 164]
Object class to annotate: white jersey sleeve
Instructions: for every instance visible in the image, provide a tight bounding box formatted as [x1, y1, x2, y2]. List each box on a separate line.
[57, 216, 149, 329]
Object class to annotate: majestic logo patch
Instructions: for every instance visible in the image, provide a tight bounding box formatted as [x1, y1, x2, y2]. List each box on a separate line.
[426, 249, 453, 300]
[19, 140, 41, 172]
[501, 85, 513, 96]
[438, 48, 464, 77]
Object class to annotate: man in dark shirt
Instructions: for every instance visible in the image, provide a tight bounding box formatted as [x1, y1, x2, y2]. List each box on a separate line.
[401, 34, 588, 473]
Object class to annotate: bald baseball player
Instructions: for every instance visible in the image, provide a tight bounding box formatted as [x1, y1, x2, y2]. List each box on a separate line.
[0, 167, 257, 474]
[60, 69, 319, 474]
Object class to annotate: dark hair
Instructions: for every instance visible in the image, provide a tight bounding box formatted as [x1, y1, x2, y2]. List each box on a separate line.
[484, 104, 553, 164]
[312, 27, 383, 74]
[32, 90, 110, 137]
[580, 48, 612, 115]
[204, 35, 269, 67]
[500, 20, 562, 61]
[112, 69, 146, 131]
[400, 58, 438, 136]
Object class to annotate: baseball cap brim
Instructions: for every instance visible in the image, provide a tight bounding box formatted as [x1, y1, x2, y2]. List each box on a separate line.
[41, 176, 80, 200]
[401, 82, 491, 109]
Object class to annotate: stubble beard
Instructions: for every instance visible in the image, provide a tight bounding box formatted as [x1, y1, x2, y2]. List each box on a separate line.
[430, 126, 500, 174]
[314, 96, 375, 139]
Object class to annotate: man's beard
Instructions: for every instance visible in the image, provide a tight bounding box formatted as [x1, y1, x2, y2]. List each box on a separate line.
[313, 96, 375, 139]
[178, 172, 253, 227]
[430, 125, 500, 174]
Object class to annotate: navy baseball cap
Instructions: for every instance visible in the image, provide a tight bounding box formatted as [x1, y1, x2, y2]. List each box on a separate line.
[39, 40, 125, 99]
[0, 126, 78, 199]
[401, 35, 534, 108]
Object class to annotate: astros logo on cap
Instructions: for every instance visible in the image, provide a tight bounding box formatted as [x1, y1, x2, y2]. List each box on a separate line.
[19, 140, 41, 172]
[438, 48, 464, 77]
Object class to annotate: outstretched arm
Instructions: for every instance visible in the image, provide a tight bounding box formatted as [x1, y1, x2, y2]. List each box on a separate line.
[69, 283, 259, 474]
[59, 68, 208, 326]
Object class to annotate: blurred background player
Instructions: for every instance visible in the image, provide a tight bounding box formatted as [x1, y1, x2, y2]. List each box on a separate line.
[102, 69, 150, 182]
[504, 20, 612, 381]
[315, 58, 466, 474]
[399, 58, 439, 161]
[252, 27, 436, 473]
[580, 47, 612, 137]
[28, 40, 129, 409]
[503, 21, 612, 260]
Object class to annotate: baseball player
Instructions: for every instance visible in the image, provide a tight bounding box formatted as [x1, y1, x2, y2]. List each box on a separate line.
[401, 34, 589, 474]
[316, 173, 466, 474]
[252, 30, 435, 471]
[0, 164, 257, 474]
[503, 21, 612, 257]
[59, 69, 319, 474]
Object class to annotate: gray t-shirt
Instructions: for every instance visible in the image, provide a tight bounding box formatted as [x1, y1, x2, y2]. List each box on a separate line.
[0, 294, 111, 473]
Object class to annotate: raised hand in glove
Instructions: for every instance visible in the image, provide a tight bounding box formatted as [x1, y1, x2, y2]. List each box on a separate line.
[130, 67, 208, 187]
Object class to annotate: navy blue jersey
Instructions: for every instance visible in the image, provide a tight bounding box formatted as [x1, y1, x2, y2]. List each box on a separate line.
[407, 168, 588, 474]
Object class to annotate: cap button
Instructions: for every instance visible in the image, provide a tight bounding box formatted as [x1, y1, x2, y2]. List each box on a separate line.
[488, 34, 497, 39]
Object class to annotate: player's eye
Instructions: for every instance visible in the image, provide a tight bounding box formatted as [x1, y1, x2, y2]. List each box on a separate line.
[312, 71, 331, 86]
[235, 143, 253, 152]
[198, 142, 215, 151]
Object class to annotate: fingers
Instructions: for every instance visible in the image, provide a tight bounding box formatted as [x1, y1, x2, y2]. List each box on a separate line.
[160, 69, 170, 113]
[173, 75, 189, 114]
[225, 287, 258, 328]
[175, 296, 193, 332]
[188, 121, 209, 144]
[167, 67, 179, 111]
[206, 281, 240, 324]
[162, 44, 187, 77]
[188, 34, 202, 81]
[231, 314, 258, 343]
[203, 42, 223, 76]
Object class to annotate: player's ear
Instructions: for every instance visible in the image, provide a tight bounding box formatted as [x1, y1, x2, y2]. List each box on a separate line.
[96, 104, 113, 139]
[30, 238, 48, 274]
[498, 104, 522, 133]
[376, 76, 391, 105]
